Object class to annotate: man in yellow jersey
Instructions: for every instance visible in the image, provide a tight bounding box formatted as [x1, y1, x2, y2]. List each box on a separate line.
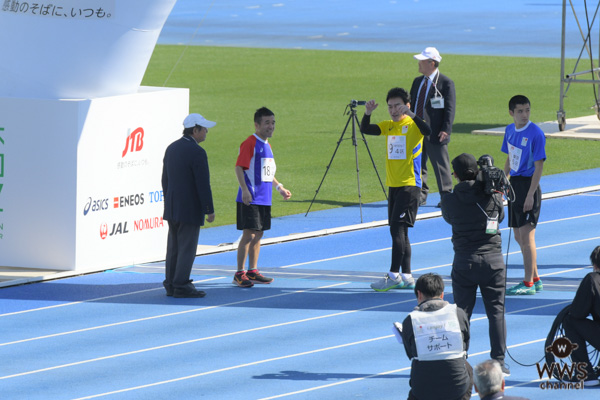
[360, 87, 431, 291]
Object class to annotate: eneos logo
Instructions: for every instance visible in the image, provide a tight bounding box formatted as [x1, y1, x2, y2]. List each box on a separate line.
[113, 193, 144, 208]
[122, 127, 144, 158]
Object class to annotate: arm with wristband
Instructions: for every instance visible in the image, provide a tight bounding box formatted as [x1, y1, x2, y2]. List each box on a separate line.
[273, 177, 291, 200]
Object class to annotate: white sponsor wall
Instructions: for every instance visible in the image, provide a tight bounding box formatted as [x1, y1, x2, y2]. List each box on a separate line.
[0, 87, 188, 270]
[0, 0, 186, 271]
[0, 0, 178, 99]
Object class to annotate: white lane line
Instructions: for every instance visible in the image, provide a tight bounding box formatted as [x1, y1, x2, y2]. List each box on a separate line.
[1, 296, 415, 381]
[259, 338, 549, 400]
[0, 282, 350, 347]
[535, 235, 600, 250]
[280, 237, 450, 269]
[279, 213, 600, 270]
[71, 300, 567, 399]
[4, 218, 596, 345]
[71, 336, 390, 400]
[0, 287, 164, 317]
[538, 211, 600, 224]
[258, 367, 411, 400]
[0, 277, 225, 318]
[4, 217, 594, 320]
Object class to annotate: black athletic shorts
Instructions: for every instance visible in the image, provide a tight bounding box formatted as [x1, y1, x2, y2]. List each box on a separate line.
[236, 202, 271, 231]
[507, 176, 541, 228]
[388, 186, 420, 227]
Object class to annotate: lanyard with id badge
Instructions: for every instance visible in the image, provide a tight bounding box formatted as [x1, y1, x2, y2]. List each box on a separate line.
[428, 73, 445, 109]
[477, 203, 498, 234]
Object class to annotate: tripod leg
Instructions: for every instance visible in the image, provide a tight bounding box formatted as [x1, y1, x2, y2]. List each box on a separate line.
[305, 114, 353, 216]
[354, 113, 388, 200]
[351, 110, 363, 223]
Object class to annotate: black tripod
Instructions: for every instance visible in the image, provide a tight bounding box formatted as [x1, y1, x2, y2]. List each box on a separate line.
[305, 100, 387, 222]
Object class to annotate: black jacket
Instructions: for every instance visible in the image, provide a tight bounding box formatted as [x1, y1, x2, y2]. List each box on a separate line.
[441, 179, 504, 255]
[409, 72, 456, 145]
[162, 136, 214, 226]
[570, 271, 600, 323]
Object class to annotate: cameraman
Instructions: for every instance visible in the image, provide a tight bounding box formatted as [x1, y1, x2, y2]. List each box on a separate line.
[440, 153, 509, 375]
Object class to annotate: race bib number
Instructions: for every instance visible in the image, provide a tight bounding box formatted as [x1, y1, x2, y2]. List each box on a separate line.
[387, 135, 407, 160]
[508, 143, 522, 172]
[261, 157, 276, 182]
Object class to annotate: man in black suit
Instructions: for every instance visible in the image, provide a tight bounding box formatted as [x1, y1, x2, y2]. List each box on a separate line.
[410, 47, 455, 207]
[162, 113, 216, 298]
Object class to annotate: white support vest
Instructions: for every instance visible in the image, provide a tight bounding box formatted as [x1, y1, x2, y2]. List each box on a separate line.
[410, 304, 465, 361]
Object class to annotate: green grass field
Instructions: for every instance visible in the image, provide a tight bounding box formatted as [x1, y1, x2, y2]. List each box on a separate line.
[142, 45, 600, 227]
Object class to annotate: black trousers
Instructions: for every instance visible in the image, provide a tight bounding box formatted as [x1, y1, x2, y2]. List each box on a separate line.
[452, 252, 507, 362]
[563, 314, 600, 378]
[164, 221, 201, 289]
[407, 360, 473, 400]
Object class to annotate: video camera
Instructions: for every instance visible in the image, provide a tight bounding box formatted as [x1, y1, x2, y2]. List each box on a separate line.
[349, 100, 366, 107]
[477, 155, 508, 195]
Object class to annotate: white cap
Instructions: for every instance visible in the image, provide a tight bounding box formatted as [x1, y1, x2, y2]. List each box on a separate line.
[183, 113, 216, 129]
[413, 47, 442, 62]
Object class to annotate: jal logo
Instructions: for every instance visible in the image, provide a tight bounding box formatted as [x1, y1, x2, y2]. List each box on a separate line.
[100, 222, 129, 240]
[100, 223, 108, 240]
[122, 127, 144, 158]
[109, 222, 129, 236]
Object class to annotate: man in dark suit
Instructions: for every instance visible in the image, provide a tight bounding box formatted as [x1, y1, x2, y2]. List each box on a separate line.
[162, 113, 216, 298]
[410, 47, 456, 207]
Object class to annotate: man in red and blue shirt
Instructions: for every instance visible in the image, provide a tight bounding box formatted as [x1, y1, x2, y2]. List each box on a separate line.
[234, 107, 291, 287]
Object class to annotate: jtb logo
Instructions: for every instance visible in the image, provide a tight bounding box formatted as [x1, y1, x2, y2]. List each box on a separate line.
[122, 127, 144, 158]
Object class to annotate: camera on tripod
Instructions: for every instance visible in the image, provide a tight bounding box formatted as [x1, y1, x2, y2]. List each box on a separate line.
[349, 100, 366, 107]
[477, 155, 506, 194]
